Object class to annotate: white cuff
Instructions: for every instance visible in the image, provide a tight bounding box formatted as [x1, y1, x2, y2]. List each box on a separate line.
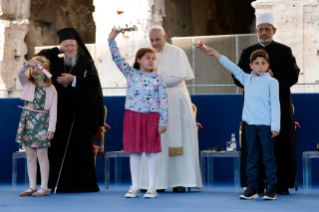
[161, 73, 182, 87]
[72, 76, 76, 87]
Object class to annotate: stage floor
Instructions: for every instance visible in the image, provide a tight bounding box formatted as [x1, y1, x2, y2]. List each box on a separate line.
[0, 183, 318, 212]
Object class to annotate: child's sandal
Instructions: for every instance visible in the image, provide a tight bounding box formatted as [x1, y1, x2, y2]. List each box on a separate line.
[32, 188, 50, 197]
[19, 188, 37, 196]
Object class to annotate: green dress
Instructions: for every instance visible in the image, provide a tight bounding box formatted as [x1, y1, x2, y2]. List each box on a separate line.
[15, 86, 51, 148]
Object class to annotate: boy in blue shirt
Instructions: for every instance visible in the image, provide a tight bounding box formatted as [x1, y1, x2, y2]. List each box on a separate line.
[204, 47, 280, 200]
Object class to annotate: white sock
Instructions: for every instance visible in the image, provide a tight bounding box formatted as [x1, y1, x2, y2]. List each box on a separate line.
[145, 153, 158, 190]
[37, 148, 49, 191]
[25, 146, 37, 190]
[129, 153, 142, 190]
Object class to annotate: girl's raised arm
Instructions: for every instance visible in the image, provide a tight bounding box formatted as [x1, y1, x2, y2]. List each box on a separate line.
[18, 60, 38, 86]
[17, 65, 29, 87]
[108, 27, 134, 78]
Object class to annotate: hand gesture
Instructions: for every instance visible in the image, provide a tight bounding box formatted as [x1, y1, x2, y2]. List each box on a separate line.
[271, 130, 279, 138]
[47, 131, 55, 140]
[204, 46, 222, 59]
[24, 59, 39, 67]
[109, 27, 121, 40]
[268, 69, 274, 77]
[57, 73, 75, 85]
[158, 126, 167, 134]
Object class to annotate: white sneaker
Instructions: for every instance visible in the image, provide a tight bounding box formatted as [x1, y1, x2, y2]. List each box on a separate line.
[144, 188, 158, 198]
[125, 187, 140, 198]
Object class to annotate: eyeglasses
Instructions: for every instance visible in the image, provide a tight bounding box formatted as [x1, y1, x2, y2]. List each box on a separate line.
[258, 28, 272, 33]
[63, 44, 76, 49]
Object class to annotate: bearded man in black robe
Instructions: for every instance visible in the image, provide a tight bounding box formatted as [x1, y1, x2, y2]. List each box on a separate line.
[233, 14, 300, 195]
[37, 28, 104, 192]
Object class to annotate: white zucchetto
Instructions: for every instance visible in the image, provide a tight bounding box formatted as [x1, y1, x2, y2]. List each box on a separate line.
[148, 25, 166, 33]
[256, 14, 275, 28]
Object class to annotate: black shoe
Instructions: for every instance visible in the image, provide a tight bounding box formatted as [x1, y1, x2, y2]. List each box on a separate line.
[216, 145, 223, 151]
[263, 185, 277, 200]
[276, 188, 289, 195]
[239, 186, 258, 199]
[173, 186, 186, 193]
[208, 145, 215, 151]
[257, 188, 264, 194]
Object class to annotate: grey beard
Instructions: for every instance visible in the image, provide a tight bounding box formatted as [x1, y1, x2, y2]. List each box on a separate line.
[64, 55, 78, 67]
[258, 38, 271, 43]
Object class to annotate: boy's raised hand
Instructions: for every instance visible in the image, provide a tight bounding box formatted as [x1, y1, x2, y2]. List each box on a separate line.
[271, 130, 279, 138]
[109, 26, 121, 40]
[204, 46, 221, 59]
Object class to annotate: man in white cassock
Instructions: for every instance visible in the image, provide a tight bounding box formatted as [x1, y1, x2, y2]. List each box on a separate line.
[139, 26, 202, 192]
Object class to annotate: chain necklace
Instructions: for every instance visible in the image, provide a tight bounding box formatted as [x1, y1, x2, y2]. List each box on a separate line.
[64, 63, 74, 74]
[62, 63, 75, 87]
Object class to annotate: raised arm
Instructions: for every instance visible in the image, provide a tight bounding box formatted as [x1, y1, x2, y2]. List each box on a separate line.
[108, 39, 134, 78]
[108, 27, 134, 78]
[17, 65, 29, 87]
[204, 46, 248, 86]
[218, 56, 248, 86]
[18, 60, 39, 87]
[232, 50, 250, 88]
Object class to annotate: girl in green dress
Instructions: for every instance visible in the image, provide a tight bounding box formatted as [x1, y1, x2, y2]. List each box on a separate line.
[16, 56, 57, 197]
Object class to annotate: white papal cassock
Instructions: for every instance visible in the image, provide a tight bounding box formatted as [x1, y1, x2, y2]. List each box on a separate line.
[139, 43, 202, 189]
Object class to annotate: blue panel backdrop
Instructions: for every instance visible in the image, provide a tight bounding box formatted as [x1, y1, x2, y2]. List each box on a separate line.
[0, 94, 318, 186]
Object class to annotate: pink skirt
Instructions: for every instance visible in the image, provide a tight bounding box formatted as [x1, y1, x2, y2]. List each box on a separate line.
[123, 110, 161, 153]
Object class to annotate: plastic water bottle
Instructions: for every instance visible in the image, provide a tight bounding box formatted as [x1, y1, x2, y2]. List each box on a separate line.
[231, 133, 237, 152]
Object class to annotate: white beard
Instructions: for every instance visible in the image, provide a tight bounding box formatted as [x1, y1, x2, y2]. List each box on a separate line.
[64, 55, 78, 67]
[258, 38, 271, 44]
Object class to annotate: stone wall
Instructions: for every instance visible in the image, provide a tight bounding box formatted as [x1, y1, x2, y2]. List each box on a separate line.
[252, 0, 319, 87]
[0, 0, 30, 97]
[163, 0, 255, 38]
[25, 0, 96, 54]
[0, 0, 96, 97]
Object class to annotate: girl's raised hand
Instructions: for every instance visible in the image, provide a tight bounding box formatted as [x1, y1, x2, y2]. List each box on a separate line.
[24, 59, 39, 67]
[109, 27, 120, 40]
[204, 46, 222, 59]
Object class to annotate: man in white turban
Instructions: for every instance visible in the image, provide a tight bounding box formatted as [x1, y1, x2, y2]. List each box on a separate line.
[139, 26, 202, 192]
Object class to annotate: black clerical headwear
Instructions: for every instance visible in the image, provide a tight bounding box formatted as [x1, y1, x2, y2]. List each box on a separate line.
[57, 28, 92, 59]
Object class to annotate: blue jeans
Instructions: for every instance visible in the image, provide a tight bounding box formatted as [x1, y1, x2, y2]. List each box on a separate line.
[245, 124, 277, 189]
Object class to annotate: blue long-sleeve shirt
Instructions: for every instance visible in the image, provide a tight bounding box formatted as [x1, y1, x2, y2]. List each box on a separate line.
[109, 39, 168, 126]
[219, 56, 280, 132]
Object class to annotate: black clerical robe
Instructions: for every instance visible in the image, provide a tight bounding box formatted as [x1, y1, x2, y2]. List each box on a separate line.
[233, 41, 300, 189]
[37, 47, 104, 192]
